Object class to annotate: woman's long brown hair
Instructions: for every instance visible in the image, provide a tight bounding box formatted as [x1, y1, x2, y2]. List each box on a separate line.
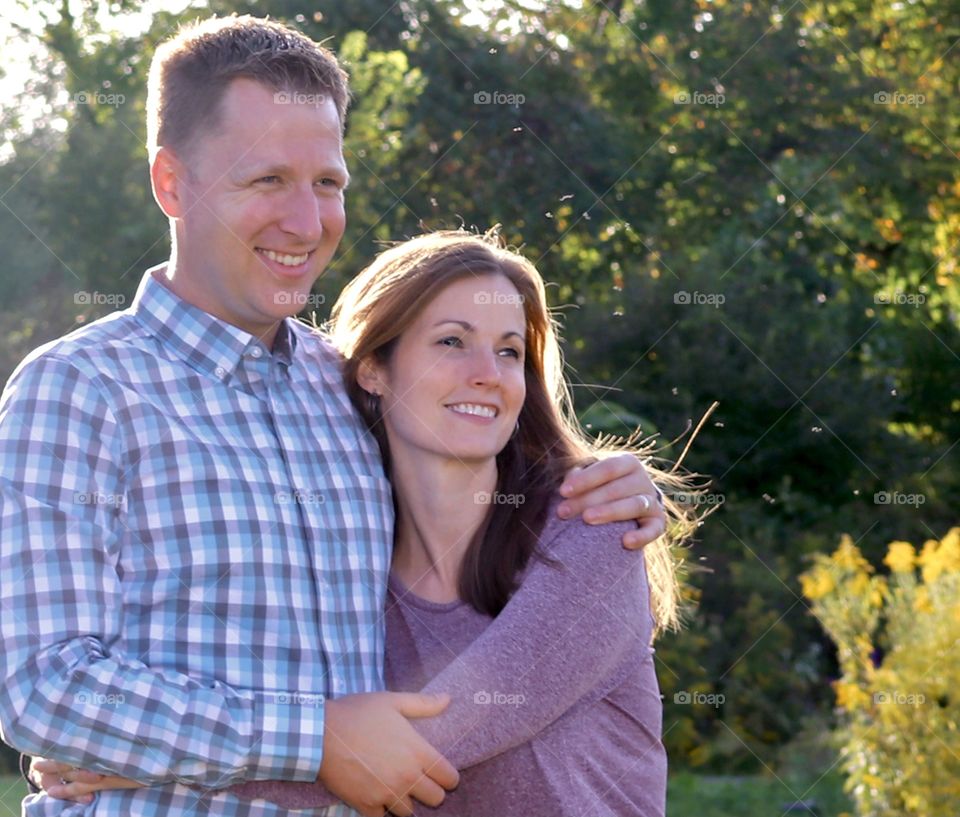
[327, 229, 709, 635]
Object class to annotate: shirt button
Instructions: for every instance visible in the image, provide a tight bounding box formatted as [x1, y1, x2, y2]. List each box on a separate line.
[251, 348, 263, 359]
[214, 366, 226, 379]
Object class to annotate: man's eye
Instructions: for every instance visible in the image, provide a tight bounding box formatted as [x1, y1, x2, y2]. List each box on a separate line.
[257, 176, 281, 184]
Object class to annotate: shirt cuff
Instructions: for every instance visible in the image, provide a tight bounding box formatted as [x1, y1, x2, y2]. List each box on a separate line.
[248, 690, 326, 783]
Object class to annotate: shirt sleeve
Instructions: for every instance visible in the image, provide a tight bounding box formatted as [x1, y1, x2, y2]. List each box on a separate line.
[414, 513, 655, 769]
[0, 353, 326, 788]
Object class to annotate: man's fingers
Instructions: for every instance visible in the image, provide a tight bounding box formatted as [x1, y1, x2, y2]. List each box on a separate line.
[33, 759, 72, 775]
[45, 780, 96, 803]
[393, 691, 450, 719]
[560, 457, 633, 498]
[568, 492, 663, 527]
[624, 515, 666, 550]
[420, 749, 459, 792]
[408, 775, 447, 808]
[384, 793, 414, 816]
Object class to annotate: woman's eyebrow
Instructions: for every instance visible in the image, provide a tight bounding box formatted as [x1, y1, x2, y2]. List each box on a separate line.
[432, 319, 524, 341]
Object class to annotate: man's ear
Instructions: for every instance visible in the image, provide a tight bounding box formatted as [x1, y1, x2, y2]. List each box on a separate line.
[356, 357, 386, 397]
[150, 146, 188, 219]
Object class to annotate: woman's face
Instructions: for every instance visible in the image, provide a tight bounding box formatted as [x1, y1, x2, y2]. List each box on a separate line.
[367, 273, 527, 468]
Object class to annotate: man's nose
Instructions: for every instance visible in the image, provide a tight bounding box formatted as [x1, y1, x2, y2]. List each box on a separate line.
[278, 184, 323, 244]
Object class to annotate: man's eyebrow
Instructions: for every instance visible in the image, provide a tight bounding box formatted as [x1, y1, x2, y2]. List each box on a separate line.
[432, 319, 525, 341]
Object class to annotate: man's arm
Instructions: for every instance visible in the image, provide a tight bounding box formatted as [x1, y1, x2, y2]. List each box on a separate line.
[0, 354, 324, 788]
[558, 454, 666, 549]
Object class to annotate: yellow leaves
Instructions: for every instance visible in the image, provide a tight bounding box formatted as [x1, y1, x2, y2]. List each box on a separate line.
[804, 525, 960, 814]
[800, 565, 835, 600]
[884, 540, 916, 573]
[918, 533, 960, 584]
[854, 252, 879, 272]
[835, 533, 873, 573]
[834, 679, 871, 711]
[847, 571, 870, 597]
[875, 217, 903, 243]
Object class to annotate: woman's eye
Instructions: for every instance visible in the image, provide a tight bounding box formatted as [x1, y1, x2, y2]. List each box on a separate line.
[499, 347, 522, 359]
[438, 336, 463, 348]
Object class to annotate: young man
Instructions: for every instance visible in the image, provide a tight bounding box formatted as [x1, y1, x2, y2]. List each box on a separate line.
[0, 15, 666, 817]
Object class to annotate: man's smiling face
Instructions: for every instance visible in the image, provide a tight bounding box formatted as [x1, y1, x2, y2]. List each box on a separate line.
[170, 77, 348, 342]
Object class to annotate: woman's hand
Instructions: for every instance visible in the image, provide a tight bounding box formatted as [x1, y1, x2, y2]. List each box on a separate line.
[558, 454, 665, 549]
[31, 758, 145, 804]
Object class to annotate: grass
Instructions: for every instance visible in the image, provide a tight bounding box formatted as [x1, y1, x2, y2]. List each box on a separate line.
[0, 775, 25, 817]
[1, 772, 853, 816]
[668, 769, 853, 817]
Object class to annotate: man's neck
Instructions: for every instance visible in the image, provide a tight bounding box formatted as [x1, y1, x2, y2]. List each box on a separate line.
[157, 261, 282, 349]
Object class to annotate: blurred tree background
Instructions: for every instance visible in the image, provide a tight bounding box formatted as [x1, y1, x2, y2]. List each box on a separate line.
[1, 0, 957, 794]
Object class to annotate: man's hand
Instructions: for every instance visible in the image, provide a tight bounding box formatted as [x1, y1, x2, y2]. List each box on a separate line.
[319, 691, 459, 817]
[558, 454, 665, 550]
[32, 757, 143, 804]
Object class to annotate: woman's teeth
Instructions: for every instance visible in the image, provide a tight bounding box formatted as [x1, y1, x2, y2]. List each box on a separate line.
[448, 403, 497, 418]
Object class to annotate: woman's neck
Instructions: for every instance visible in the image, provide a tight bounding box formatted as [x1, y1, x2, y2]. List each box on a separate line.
[389, 452, 496, 603]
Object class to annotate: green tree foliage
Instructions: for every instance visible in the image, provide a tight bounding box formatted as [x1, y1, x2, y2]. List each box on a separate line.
[0, 0, 957, 777]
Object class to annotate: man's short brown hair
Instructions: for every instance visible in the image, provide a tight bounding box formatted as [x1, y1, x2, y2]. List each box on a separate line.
[146, 14, 349, 159]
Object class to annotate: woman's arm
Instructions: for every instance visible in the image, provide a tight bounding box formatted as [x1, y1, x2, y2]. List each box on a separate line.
[413, 513, 655, 768]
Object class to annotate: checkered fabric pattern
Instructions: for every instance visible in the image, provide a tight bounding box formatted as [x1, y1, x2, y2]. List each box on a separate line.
[0, 268, 392, 816]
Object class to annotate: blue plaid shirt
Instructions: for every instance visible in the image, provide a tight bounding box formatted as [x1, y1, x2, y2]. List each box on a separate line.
[0, 268, 393, 816]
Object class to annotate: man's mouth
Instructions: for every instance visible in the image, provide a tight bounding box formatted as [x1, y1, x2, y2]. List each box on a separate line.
[256, 248, 311, 267]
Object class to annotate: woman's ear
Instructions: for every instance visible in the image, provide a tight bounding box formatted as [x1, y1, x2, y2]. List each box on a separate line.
[356, 358, 385, 397]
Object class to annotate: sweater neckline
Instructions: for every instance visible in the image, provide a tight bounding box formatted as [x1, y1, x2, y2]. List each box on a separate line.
[387, 571, 467, 613]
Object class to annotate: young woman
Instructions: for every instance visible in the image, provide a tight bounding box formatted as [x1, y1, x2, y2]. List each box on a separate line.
[37, 231, 701, 816]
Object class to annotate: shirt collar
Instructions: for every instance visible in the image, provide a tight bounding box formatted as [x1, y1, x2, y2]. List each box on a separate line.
[132, 265, 297, 381]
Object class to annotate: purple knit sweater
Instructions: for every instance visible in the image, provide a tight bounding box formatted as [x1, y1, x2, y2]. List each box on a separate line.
[229, 508, 667, 816]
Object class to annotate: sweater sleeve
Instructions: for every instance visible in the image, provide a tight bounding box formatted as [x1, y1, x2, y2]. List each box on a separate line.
[414, 513, 654, 768]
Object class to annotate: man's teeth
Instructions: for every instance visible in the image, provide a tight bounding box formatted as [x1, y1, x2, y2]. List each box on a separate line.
[260, 249, 309, 267]
[448, 403, 497, 418]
